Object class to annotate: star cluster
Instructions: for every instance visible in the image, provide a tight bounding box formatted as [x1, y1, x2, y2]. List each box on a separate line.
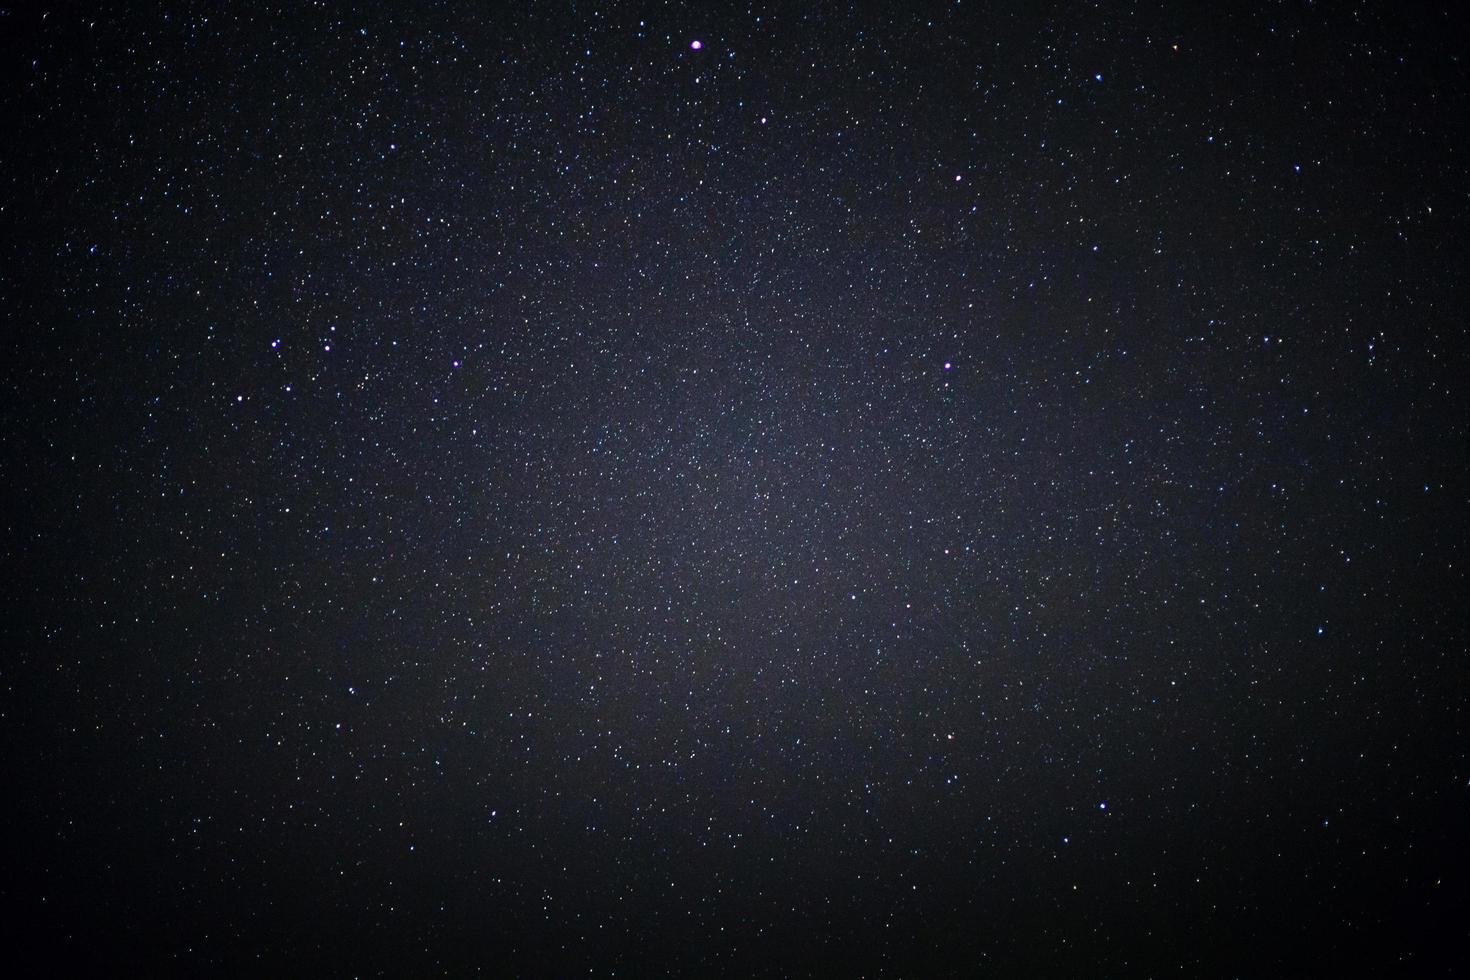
[4, 2, 1468, 976]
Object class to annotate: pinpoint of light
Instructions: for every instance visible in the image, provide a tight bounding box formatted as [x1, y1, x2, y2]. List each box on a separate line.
[690, 39, 702, 50]
[943, 361, 952, 370]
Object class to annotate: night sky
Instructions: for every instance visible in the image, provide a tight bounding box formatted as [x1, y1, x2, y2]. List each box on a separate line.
[4, 2, 1469, 976]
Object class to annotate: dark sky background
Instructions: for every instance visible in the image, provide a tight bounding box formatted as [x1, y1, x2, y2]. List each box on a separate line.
[4, 1, 1468, 976]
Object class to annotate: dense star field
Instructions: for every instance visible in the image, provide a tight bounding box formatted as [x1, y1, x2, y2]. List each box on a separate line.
[4, 2, 1468, 975]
